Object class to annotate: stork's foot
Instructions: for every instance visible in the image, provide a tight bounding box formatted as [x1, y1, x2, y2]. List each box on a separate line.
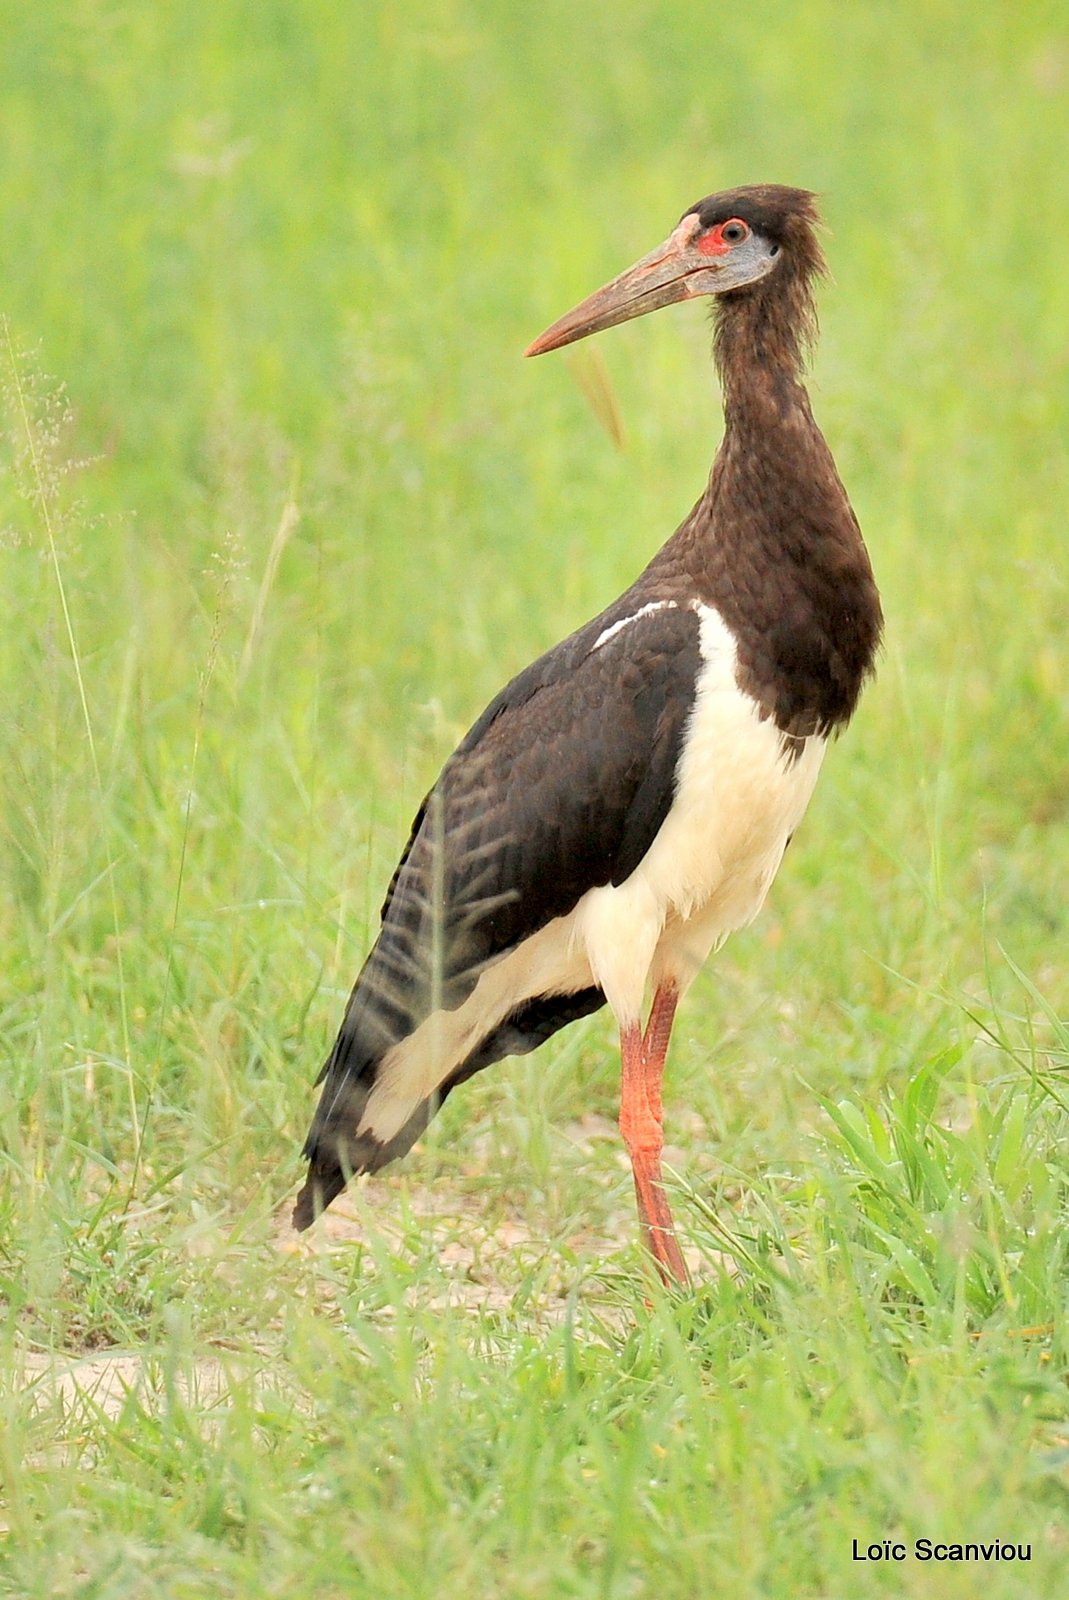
[620, 986, 689, 1288]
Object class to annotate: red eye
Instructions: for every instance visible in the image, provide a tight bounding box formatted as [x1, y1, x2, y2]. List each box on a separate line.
[697, 217, 750, 256]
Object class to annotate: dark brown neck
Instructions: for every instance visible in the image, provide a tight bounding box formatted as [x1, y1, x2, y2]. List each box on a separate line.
[661, 280, 883, 742]
[714, 264, 816, 419]
[705, 279, 849, 553]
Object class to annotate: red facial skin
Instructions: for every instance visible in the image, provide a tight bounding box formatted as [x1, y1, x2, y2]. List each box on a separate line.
[697, 218, 749, 257]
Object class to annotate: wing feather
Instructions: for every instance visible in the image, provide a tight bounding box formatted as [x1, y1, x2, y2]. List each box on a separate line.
[297, 601, 703, 1211]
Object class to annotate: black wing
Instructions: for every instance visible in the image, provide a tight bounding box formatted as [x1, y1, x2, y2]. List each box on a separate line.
[294, 600, 702, 1223]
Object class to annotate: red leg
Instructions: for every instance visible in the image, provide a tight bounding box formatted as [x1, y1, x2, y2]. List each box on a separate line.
[619, 983, 688, 1287]
[642, 981, 679, 1123]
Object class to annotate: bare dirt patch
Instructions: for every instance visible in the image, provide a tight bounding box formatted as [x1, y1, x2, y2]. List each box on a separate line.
[18, 1347, 237, 1422]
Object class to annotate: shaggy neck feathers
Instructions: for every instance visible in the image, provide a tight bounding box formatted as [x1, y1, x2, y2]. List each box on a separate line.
[653, 226, 882, 742]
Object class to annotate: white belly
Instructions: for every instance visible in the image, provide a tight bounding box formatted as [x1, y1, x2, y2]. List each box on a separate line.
[363, 603, 824, 1141]
[576, 603, 825, 1020]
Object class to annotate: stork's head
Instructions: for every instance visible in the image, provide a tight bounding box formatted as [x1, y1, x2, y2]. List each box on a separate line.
[525, 184, 824, 357]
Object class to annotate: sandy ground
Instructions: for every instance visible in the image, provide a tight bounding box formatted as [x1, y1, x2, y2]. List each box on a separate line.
[9, 1112, 710, 1445]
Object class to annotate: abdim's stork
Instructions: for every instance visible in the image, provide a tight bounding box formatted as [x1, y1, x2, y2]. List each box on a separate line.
[294, 185, 882, 1284]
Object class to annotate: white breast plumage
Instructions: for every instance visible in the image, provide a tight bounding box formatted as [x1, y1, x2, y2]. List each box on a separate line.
[576, 603, 825, 1021]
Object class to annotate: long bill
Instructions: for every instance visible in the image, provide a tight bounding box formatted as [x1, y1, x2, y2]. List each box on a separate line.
[525, 218, 711, 357]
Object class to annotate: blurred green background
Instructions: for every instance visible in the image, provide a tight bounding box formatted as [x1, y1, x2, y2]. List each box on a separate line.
[2, 2, 1069, 1596]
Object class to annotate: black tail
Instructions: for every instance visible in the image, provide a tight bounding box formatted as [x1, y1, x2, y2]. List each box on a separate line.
[292, 985, 606, 1231]
[293, 1071, 441, 1232]
[292, 1159, 349, 1231]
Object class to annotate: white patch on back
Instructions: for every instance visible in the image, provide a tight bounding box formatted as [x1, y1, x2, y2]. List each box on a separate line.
[592, 600, 681, 652]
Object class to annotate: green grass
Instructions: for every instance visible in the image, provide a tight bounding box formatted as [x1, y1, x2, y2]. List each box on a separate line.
[3, 0, 1069, 1594]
